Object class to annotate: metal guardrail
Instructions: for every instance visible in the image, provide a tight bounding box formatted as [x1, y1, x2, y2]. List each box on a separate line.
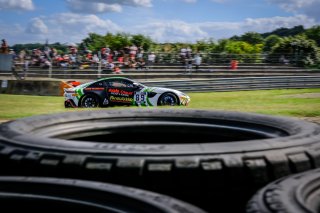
[142, 76, 320, 92]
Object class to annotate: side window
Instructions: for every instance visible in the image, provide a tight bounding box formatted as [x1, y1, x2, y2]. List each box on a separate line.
[125, 81, 135, 88]
[88, 81, 104, 88]
[108, 80, 133, 88]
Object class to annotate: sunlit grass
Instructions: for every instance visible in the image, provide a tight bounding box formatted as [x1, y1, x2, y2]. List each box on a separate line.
[188, 88, 320, 117]
[0, 88, 319, 120]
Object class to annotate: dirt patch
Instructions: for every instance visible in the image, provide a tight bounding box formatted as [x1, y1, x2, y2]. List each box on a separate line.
[300, 117, 320, 125]
[280, 93, 320, 99]
[0, 120, 10, 124]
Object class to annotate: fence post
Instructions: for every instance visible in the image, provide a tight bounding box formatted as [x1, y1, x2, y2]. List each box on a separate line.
[48, 64, 52, 78]
[98, 51, 101, 78]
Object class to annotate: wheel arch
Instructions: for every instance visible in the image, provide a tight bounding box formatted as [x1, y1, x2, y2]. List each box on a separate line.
[157, 92, 180, 106]
[79, 92, 102, 107]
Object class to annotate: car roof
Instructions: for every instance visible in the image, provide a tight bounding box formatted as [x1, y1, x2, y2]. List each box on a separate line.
[97, 77, 135, 82]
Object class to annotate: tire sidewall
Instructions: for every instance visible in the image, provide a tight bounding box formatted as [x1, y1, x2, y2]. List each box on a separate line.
[81, 94, 100, 108]
[158, 93, 178, 106]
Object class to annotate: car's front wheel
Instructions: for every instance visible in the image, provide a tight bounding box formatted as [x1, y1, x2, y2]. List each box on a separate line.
[81, 94, 100, 108]
[158, 93, 179, 106]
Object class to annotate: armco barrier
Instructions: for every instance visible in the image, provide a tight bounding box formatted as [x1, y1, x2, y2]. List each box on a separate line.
[0, 79, 70, 96]
[0, 54, 12, 71]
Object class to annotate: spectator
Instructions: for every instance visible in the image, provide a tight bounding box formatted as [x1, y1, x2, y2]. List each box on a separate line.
[279, 55, 289, 65]
[185, 53, 193, 73]
[194, 54, 202, 72]
[113, 64, 122, 74]
[136, 58, 146, 70]
[147, 52, 156, 70]
[19, 49, 26, 63]
[0, 39, 9, 54]
[102, 62, 115, 74]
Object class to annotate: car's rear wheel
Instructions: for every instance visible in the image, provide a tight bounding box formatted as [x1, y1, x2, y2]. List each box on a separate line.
[81, 94, 100, 108]
[158, 93, 178, 106]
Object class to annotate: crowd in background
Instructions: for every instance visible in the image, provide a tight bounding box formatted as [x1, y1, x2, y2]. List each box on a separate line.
[6, 42, 202, 73]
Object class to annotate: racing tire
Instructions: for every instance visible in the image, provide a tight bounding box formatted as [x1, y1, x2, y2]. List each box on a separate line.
[158, 93, 179, 106]
[247, 168, 320, 213]
[81, 94, 100, 108]
[0, 176, 206, 213]
[1, 109, 320, 212]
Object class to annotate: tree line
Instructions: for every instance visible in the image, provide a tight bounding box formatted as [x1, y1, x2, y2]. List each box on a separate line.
[10, 25, 320, 67]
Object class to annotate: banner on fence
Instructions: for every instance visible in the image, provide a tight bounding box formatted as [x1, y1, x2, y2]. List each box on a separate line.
[0, 54, 13, 71]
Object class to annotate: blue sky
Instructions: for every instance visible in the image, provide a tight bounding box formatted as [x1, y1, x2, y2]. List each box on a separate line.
[0, 0, 319, 45]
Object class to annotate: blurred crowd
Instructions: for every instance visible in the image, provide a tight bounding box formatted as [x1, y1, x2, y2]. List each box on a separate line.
[4, 38, 202, 73]
[9, 44, 158, 73]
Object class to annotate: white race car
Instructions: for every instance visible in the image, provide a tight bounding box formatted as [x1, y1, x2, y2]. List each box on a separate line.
[64, 77, 190, 108]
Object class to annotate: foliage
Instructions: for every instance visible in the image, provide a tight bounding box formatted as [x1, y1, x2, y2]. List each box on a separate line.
[11, 42, 68, 54]
[233, 32, 264, 45]
[304, 25, 320, 46]
[269, 35, 320, 66]
[8, 25, 320, 67]
[222, 40, 263, 63]
[131, 34, 153, 50]
[263, 35, 282, 52]
[261, 25, 305, 38]
[81, 33, 152, 53]
[82, 33, 106, 52]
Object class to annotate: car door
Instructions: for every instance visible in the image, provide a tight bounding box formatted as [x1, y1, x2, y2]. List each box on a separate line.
[106, 79, 136, 106]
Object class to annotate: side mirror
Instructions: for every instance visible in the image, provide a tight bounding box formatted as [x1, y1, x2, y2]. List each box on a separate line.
[133, 82, 140, 89]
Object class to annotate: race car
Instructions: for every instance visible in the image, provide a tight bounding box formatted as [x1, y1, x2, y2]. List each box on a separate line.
[64, 77, 190, 108]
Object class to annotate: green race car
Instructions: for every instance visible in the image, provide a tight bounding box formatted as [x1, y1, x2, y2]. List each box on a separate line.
[64, 77, 190, 108]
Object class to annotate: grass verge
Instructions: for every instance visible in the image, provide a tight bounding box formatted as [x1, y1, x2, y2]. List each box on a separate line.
[0, 88, 319, 120]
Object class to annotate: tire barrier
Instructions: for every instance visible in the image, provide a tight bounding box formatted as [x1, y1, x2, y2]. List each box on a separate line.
[1, 109, 320, 212]
[0, 176, 206, 213]
[247, 168, 320, 213]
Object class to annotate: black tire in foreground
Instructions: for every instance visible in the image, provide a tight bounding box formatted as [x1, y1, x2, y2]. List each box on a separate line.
[0, 176, 206, 213]
[0, 109, 320, 212]
[247, 168, 320, 213]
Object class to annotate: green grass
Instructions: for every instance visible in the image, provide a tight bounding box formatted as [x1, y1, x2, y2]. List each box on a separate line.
[188, 88, 320, 117]
[0, 88, 319, 120]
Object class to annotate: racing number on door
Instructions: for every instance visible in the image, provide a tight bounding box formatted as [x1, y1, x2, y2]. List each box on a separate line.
[135, 92, 147, 105]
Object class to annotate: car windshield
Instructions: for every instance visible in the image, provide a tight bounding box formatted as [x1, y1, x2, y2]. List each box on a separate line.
[133, 81, 145, 88]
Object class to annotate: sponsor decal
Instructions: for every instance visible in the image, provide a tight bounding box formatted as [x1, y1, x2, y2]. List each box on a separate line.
[103, 98, 109, 105]
[110, 96, 133, 103]
[84, 87, 104, 91]
[1, 80, 8, 88]
[108, 88, 133, 97]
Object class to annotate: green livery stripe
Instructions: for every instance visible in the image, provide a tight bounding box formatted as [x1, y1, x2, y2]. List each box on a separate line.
[147, 97, 152, 106]
[76, 88, 84, 100]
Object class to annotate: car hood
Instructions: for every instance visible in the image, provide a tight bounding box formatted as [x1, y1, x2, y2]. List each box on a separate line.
[147, 87, 189, 97]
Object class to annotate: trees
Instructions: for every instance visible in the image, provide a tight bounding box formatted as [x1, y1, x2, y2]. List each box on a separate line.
[269, 35, 320, 66]
[263, 35, 282, 52]
[223, 40, 263, 63]
[80, 33, 153, 53]
[9, 25, 320, 67]
[81, 33, 106, 52]
[261, 25, 305, 38]
[238, 32, 264, 45]
[130, 34, 153, 51]
[304, 25, 320, 46]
